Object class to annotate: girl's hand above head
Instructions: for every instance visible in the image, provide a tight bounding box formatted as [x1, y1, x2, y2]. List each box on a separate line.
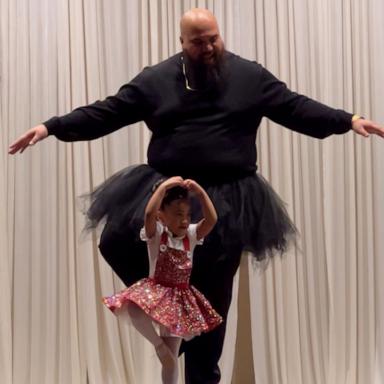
[145, 176, 185, 239]
[184, 179, 202, 193]
[161, 176, 185, 190]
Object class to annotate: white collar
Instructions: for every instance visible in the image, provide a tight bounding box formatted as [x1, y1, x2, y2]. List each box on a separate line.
[164, 226, 186, 241]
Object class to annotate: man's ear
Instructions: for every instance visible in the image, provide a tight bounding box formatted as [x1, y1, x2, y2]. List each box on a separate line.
[180, 36, 184, 44]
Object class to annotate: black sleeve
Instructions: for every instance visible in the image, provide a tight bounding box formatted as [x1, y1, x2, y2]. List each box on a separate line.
[44, 70, 153, 142]
[258, 66, 353, 139]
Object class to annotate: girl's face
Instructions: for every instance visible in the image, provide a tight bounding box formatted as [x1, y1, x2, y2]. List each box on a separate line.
[159, 199, 191, 237]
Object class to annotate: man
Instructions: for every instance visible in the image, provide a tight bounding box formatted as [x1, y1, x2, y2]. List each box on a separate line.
[9, 8, 384, 384]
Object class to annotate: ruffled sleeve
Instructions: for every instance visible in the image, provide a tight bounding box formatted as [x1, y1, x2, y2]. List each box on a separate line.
[187, 223, 204, 248]
[140, 221, 164, 243]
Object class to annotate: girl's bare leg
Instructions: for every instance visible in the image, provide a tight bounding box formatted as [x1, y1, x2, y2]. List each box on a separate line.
[161, 337, 182, 384]
[127, 303, 175, 368]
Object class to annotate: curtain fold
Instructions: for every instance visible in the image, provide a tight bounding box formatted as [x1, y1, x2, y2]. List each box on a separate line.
[1, 1, 383, 383]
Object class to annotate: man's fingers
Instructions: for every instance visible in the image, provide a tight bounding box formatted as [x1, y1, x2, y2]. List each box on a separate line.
[8, 138, 24, 152]
[8, 139, 27, 154]
[19, 139, 31, 154]
[19, 145, 28, 154]
[29, 136, 37, 145]
[361, 127, 370, 137]
[8, 128, 46, 154]
[370, 125, 384, 137]
[353, 124, 369, 137]
[9, 132, 34, 154]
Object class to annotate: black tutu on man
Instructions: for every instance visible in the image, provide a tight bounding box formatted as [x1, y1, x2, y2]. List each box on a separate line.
[83, 164, 297, 285]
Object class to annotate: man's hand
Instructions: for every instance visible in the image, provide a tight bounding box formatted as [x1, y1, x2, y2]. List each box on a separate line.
[8, 124, 48, 154]
[352, 118, 384, 138]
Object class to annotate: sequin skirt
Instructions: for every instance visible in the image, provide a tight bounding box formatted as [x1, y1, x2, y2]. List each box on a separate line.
[83, 164, 297, 261]
[103, 278, 223, 339]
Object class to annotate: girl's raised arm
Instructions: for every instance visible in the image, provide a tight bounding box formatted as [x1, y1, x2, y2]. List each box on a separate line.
[184, 179, 217, 240]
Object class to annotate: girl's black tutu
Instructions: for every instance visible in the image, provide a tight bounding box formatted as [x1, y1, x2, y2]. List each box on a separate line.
[84, 164, 297, 263]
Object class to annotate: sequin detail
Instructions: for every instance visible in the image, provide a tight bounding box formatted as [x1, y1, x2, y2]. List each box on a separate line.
[103, 231, 222, 338]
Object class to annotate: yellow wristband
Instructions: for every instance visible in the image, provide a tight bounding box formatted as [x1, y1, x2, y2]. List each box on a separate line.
[352, 114, 362, 122]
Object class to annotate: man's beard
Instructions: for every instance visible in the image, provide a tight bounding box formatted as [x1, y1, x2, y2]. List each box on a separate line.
[183, 47, 226, 89]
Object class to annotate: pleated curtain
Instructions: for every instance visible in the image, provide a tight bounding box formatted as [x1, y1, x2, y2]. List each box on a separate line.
[1, 1, 383, 383]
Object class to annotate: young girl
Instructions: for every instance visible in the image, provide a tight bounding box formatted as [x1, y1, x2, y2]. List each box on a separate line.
[102, 176, 222, 384]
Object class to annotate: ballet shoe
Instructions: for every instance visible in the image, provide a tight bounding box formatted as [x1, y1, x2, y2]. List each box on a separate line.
[155, 342, 176, 368]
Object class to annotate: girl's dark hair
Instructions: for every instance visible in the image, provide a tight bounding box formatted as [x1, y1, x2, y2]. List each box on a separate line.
[152, 179, 189, 209]
[161, 186, 189, 209]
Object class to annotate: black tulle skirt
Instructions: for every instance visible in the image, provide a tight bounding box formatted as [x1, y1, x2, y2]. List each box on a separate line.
[83, 164, 297, 262]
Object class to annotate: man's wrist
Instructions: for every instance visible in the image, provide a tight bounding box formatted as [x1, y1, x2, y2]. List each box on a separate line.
[43, 117, 60, 136]
[352, 114, 363, 122]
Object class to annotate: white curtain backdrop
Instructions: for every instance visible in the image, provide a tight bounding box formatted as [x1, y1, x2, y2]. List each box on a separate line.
[1, 0, 383, 383]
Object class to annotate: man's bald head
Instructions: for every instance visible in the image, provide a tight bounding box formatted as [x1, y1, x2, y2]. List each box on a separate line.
[180, 8, 219, 39]
[179, 8, 224, 67]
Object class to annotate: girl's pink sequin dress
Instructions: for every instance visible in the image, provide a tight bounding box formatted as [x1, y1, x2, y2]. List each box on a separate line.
[103, 230, 222, 339]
